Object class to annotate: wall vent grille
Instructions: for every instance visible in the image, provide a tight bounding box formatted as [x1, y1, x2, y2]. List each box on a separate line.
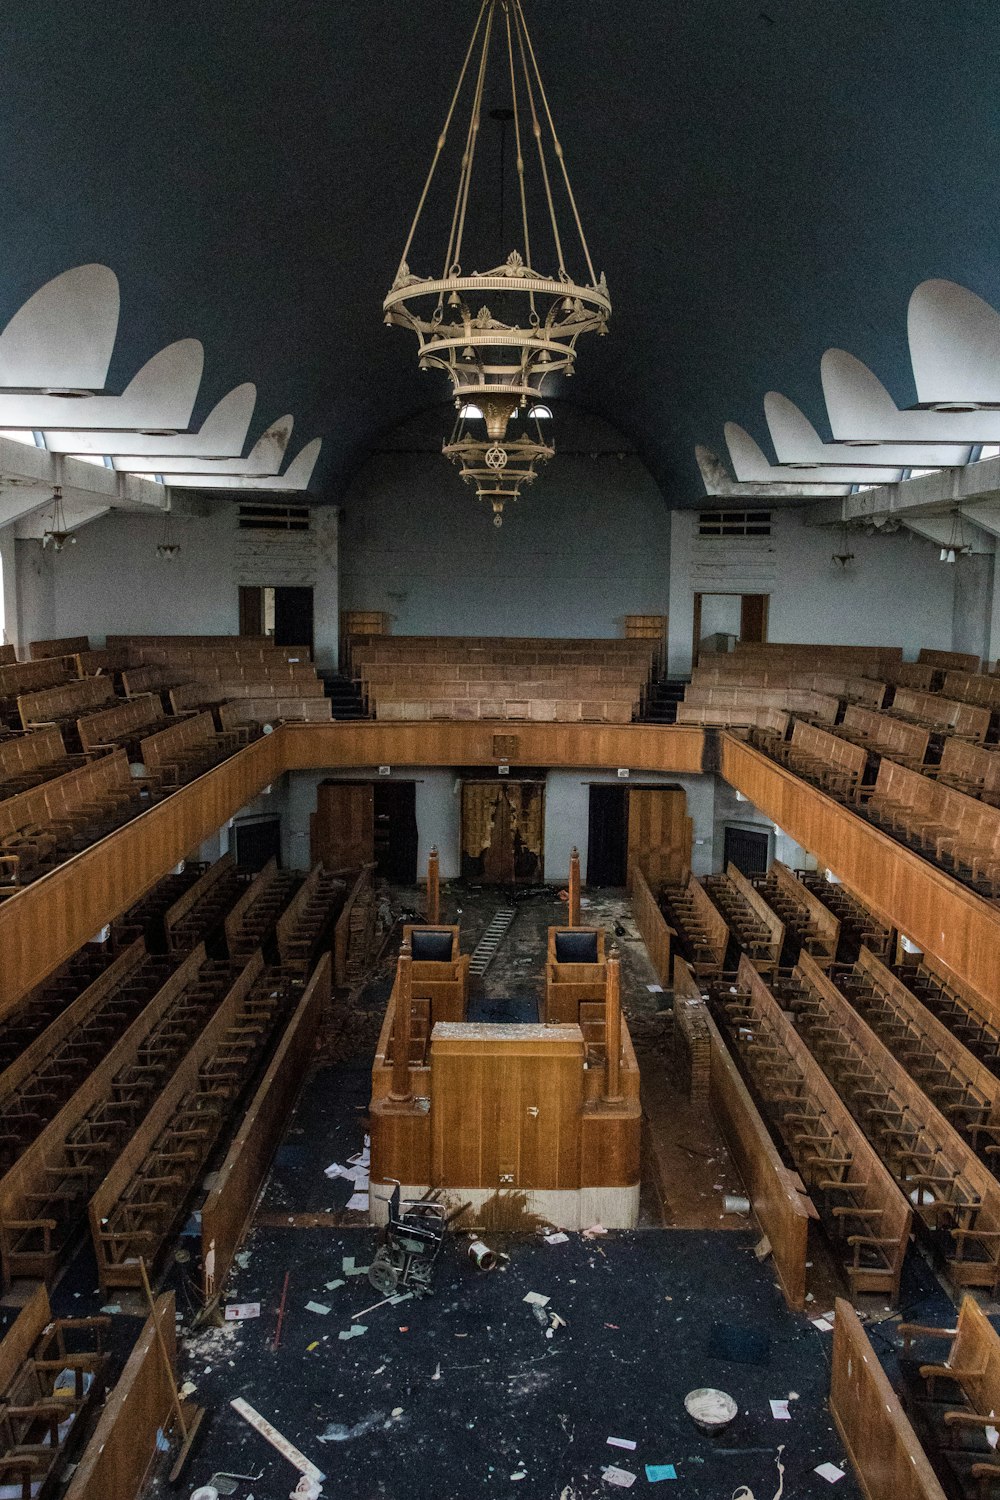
[237, 503, 310, 532]
[698, 509, 771, 537]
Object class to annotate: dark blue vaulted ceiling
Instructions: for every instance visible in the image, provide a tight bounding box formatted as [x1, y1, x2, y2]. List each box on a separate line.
[1, 0, 998, 504]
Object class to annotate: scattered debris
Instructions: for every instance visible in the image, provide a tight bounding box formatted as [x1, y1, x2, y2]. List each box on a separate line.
[582, 1223, 608, 1240]
[523, 1292, 550, 1306]
[644, 1465, 677, 1482]
[468, 1239, 498, 1270]
[224, 1303, 260, 1321]
[305, 1302, 331, 1316]
[544, 1232, 569, 1246]
[607, 1436, 636, 1450]
[723, 1194, 751, 1215]
[769, 1399, 791, 1420]
[754, 1236, 772, 1261]
[602, 1464, 637, 1488]
[230, 1398, 324, 1484]
[337, 1325, 368, 1341]
[814, 1461, 845, 1484]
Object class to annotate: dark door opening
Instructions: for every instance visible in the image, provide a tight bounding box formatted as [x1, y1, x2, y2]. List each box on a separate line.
[723, 824, 770, 878]
[587, 785, 629, 886]
[233, 817, 282, 871]
[373, 781, 418, 883]
[274, 586, 314, 652]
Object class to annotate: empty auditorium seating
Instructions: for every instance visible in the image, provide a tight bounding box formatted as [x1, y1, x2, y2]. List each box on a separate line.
[0, 727, 86, 798]
[754, 859, 839, 966]
[276, 865, 345, 977]
[704, 864, 784, 977]
[658, 876, 730, 978]
[222, 858, 302, 960]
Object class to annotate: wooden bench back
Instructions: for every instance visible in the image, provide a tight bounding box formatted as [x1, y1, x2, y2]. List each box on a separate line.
[725, 862, 785, 953]
[919, 648, 982, 672]
[163, 853, 235, 942]
[791, 719, 868, 782]
[139, 710, 216, 771]
[0, 748, 130, 840]
[121, 665, 181, 697]
[0, 657, 70, 701]
[18, 676, 116, 728]
[29, 636, 89, 661]
[0, 727, 67, 782]
[77, 694, 164, 752]
[893, 687, 991, 741]
[843, 704, 931, 763]
[942, 670, 1000, 712]
[769, 859, 840, 952]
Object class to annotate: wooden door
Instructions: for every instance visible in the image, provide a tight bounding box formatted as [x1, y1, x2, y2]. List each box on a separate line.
[461, 781, 544, 883]
[311, 781, 374, 868]
[740, 593, 769, 644]
[626, 787, 692, 890]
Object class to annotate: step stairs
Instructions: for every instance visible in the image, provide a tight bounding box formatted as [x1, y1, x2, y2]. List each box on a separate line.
[642, 678, 688, 724]
[467, 907, 518, 978]
[320, 672, 370, 720]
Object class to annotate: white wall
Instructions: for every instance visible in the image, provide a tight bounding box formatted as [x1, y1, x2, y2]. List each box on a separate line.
[339, 405, 670, 638]
[952, 553, 994, 665]
[10, 501, 340, 666]
[667, 509, 957, 676]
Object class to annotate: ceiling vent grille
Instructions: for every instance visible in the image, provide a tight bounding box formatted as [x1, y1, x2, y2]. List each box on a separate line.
[237, 503, 310, 532]
[698, 509, 771, 537]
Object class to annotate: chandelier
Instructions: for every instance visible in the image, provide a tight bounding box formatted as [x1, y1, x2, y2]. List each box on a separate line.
[41, 486, 76, 551]
[443, 405, 554, 525]
[384, 0, 610, 448]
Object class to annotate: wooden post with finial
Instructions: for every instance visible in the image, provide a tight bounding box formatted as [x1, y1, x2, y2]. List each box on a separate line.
[390, 940, 413, 1102]
[604, 943, 623, 1104]
[427, 845, 440, 925]
[568, 845, 581, 927]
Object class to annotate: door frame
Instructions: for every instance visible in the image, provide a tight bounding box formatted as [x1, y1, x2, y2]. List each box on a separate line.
[692, 591, 770, 667]
[460, 777, 545, 885]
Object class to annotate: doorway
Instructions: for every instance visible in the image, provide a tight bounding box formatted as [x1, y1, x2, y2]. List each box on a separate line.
[461, 780, 544, 884]
[232, 816, 282, 871]
[692, 592, 769, 665]
[587, 785, 629, 886]
[723, 823, 771, 878]
[311, 780, 374, 868]
[373, 781, 418, 883]
[239, 585, 314, 652]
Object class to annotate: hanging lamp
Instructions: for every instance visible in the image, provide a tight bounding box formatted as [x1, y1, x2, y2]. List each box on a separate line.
[384, 0, 610, 445]
[443, 404, 554, 525]
[41, 486, 76, 551]
[156, 494, 180, 559]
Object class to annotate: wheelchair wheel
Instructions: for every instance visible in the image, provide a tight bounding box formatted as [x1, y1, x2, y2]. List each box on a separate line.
[368, 1252, 399, 1296]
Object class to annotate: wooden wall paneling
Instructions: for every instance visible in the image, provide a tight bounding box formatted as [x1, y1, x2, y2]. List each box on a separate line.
[626, 787, 692, 890]
[0, 1282, 52, 1393]
[63, 1293, 178, 1500]
[334, 862, 376, 986]
[720, 733, 1000, 1015]
[201, 956, 328, 1299]
[629, 867, 672, 984]
[430, 1025, 584, 1191]
[829, 1297, 946, 1500]
[0, 734, 281, 1010]
[703, 1007, 817, 1310]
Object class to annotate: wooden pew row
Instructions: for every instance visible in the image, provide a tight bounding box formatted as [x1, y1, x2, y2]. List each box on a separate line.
[898, 1297, 1000, 1500]
[224, 696, 332, 722]
[72, 647, 129, 677]
[629, 867, 671, 985]
[0, 938, 122, 1058]
[368, 677, 643, 705]
[891, 686, 991, 742]
[222, 858, 301, 960]
[699, 987, 818, 1310]
[334, 862, 377, 986]
[163, 852, 242, 955]
[718, 955, 912, 1301]
[351, 633, 657, 658]
[276, 865, 345, 978]
[0, 1282, 112, 1498]
[376, 695, 635, 724]
[755, 858, 840, 966]
[121, 664, 186, 699]
[90, 952, 297, 1288]
[942, 669, 1000, 712]
[731, 641, 902, 671]
[690, 664, 887, 706]
[782, 951, 1000, 1290]
[362, 660, 648, 685]
[112, 635, 310, 662]
[201, 955, 328, 1299]
[860, 755, 1000, 896]
[841, 703, 931, 768]
[17, 676, 117, 733]
[659, 876, 730, 979]
[902, 951, 1000, 1075]
[681, 685, 840, 723]
[837, 946, 1000, 1155]
[0, 657, 70, 704]
[0, 943, 235, 1284]
[881, 660, 938, 690]
[0, 726, 85, 798]
[0, 749, 153, 895]
[704, 863, 784, 977]
[0, 646, 14, 666]
[139, 710, 230, 788]
[795, 869, 894, 964]
[675, 703, 791, 736]
[64, 1293, 177, 1500]
[76, 692, 168, 754]
[760, 718, 868, 802]
[927, 735, 1000, 804]
[919, 648, 982, 672]
[29, 636, 90, 661]
[830, 1298, 946, 1500]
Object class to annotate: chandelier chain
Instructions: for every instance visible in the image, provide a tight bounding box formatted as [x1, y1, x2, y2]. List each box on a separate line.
[504, 3, 535, 320]
[448, 0, 495, 279]
[395, 0, 490, 284]
[512, 0, 598, 288]
[510, 1, 566, 280]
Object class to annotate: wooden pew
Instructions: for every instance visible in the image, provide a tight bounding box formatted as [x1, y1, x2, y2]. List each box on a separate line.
[681, 684, 840, 724]
[121, 664, 184, 699]
[861, 755, 1000, 895]
[718, 955, 911, 1301]
[89, 952, 297, 1288]
[919, 648, 981, 673]
[72, 646, 129, 678]
[891, 686, 991, 742]
[883, 660, 938, 690]
[0, 657, 70, 707]
[222, 858, 301, 960]
[139, 710, 227, 787]
[544, 926, 606, 1023]
[927, 736, 1000, 804]
[0, 727, 83, 798]
[275, 865, 345, 978]
[629, 866, 671, 984]
[64, 1293, 177, 1500]
[841, 703, 932, 768]
[783, 951, 1000, 1291]
[334, 862, 377, 986]
[771, 718, 868, 802]
[704, 863, 784, 977]
[675, 702, 791, 737]
[902, 951, 1000, 1075]
[697, 984, 818, 1309]
[659, 876, 729, 978]
[0, 646, 14, 666]
[942, 669, 1000, 713]
[839, 946, 1000, 1153]
[201, 956, 328, 1299]
[76, 692, 166, 753]
[220, 696, 332, 723]
[162, 852, 241, 954]
[0, 1283, 111, 1498]
[29, 636, 90, 661]
[898, 1296, 1000, 1499]
[17, 676, 116, 732]
[797, 869, 894, 963]
[755, 859, 839, 966]
[831, 1298, 946, 1500]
